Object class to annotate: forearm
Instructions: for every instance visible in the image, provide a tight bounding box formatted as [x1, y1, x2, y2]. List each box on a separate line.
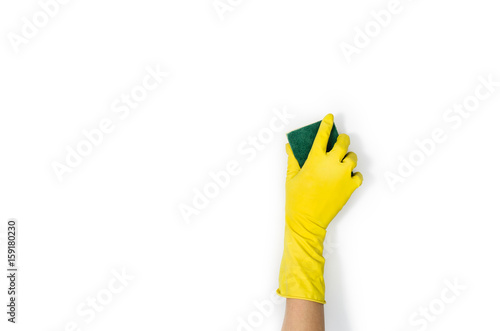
[282, 299, 325, 331]
[278, 114, 362, 329]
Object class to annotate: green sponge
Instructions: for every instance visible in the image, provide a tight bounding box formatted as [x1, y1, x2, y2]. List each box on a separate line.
[287, 120, 339, 168]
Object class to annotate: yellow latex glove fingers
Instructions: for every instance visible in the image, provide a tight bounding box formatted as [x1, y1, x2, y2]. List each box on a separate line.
[278, 114, 363, 304]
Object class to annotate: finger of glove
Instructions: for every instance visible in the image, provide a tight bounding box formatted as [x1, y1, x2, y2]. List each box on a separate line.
[329, 134, 350, 161]
[352, 172, 363, 188]
[342, 152, 358, 171]
[309, 114, 334, 158]
[286, 143, 301, 180]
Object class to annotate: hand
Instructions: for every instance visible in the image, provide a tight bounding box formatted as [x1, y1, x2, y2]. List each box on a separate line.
[285, 113, 363, 230]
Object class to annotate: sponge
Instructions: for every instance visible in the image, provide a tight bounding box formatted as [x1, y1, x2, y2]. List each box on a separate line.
[287, 120, 339, 168]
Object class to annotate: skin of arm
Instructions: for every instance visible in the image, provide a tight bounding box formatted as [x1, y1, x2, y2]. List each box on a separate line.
[282, 299, 325, 331]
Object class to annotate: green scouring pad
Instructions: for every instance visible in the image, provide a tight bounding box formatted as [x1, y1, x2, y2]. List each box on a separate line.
[287, 120, 339, 168]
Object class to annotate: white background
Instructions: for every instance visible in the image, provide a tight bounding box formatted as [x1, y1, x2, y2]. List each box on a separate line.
[1, 0, 500, 330]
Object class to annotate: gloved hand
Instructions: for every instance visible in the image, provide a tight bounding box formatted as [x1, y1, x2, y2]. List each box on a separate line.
[277, 114, 363, 304]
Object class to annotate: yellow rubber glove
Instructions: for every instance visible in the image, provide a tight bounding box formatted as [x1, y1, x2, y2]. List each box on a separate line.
[277, 114, 363, 304]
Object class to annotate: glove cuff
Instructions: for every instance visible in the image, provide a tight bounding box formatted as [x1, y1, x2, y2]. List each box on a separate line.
[277, 215, 327, 304]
